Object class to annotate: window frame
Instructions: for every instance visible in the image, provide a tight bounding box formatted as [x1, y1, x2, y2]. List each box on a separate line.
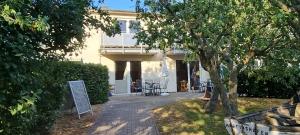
[117, 20, 127, 33]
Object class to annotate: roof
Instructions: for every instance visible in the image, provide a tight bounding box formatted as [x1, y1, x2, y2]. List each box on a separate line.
[108, 9, 137, 16]
[90, 9, 137, 17]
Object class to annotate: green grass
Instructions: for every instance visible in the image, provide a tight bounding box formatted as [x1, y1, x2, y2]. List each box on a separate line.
[152, 98, 287, 135]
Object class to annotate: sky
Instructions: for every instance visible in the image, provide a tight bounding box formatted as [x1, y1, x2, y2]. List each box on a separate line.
[100, 0, 137, 11]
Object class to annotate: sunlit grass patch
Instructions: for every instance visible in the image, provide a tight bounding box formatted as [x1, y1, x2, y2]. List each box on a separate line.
[153, 98, 287, 135]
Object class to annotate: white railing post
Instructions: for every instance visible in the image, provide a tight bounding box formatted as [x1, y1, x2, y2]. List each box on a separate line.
[187, 62, 191, 92]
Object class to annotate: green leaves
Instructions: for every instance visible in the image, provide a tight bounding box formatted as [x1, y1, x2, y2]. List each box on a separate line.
[1, 4, 48, 31]
[0, 0, 115, 134]
[138, 0, 299, 68]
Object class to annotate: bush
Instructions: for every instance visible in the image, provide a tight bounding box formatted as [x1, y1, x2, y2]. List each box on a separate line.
[55, 61, 109, 104]
[238, 68, 300, 99]
[0, 60, 109, 135]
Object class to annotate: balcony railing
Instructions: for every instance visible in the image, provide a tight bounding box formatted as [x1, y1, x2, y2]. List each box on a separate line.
[101, 33, 138, 48]
[100, 33, 185, 55]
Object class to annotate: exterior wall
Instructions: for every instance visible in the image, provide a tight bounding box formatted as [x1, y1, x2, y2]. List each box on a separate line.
[101, 54, 178, 92]
[67, 10, 212, 94]
[166, 57, 177, 92]
[99, 56, 115, 85]
[66, 27, 101, 63]
[141, 59, 177, 92]
[200, 67, 210, 82]
[79, 28, 101, 63]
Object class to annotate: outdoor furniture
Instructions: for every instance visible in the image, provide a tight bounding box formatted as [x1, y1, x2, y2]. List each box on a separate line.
[180, 80, 188, 92]
[153, 81, 161, 95]
[206, 80, 214, 92]
[132, 79, 143, 95]
[156, 78, 169, 96]
[199, 82, 206, 92]
[144, 80, 154, 96]
[143, 79, 163, 96]
[200, 81, 214, 100]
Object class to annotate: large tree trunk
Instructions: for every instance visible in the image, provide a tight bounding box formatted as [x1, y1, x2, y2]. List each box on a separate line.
[228, 62, 239, 115]
[205, 67, 236, 116]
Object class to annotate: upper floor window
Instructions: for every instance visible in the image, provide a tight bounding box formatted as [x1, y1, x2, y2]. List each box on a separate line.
[118, 20, 127, 33]
[129, 20, 140, 33]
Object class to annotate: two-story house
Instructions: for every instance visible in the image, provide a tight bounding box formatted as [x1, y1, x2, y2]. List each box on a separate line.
[68, 9, 210, 95]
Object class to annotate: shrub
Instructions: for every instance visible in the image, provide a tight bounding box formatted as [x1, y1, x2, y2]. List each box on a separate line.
[55, 61, 109, 104]
[238, 68, 300, 99]
[0, 60, 109, 135]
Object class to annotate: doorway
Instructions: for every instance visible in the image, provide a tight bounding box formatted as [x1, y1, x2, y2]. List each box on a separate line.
[176, 60, 188, 92]
[115, 61, 126, 80]
[130, 61, 141, 93]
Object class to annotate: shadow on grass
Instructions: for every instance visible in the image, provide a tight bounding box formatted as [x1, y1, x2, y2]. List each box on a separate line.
[152, 98, 287, 135]
[153, 99, 226, 135]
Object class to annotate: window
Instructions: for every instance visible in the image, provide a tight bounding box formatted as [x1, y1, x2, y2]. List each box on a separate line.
[117, 20, 127, 33]
[129, 20, 140, 33]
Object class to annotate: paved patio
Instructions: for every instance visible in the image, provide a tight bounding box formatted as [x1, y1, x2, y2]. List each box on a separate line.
[88, 92, 203, 135]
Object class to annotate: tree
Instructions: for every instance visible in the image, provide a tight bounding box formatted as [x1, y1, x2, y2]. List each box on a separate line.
[0, 0, 118, 134]
[135, 0, 300, 116]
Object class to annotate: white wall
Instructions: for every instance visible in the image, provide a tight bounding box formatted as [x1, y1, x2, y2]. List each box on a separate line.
[166, 57, 177, 92]
[140, 55, 177, 92]
[67, 27, 101, 64]
[200, 67, 210, 82]
[99, 56, 115, 85]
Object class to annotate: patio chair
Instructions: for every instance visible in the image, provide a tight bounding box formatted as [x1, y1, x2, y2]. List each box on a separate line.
[200, 80, 214, 100]
[206, 80, 214, 92]
[144, 80, 154, 96]
[156, 78, 168, 96]
[133, 79, 143, 95]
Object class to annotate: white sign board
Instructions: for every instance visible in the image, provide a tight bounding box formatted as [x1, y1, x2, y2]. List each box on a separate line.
[68, 80, 93, 119]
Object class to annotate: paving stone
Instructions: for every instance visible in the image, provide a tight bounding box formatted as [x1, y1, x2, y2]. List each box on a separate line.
[88, 92, 203, 135]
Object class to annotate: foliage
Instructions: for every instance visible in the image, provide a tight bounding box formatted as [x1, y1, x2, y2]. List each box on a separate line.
[54, 61, 109, 104]
[32, 61, 109, 134]
[135, 0, 300, 115]
[0, 61, 109, 134]
[238, 65, 300, 98]
[0, 0, 116, 134]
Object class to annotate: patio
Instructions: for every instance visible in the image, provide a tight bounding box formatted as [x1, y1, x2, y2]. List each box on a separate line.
[88, 92, 203, 135]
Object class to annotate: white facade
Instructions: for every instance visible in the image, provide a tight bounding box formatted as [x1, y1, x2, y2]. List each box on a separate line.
[68, 10, 210, 94]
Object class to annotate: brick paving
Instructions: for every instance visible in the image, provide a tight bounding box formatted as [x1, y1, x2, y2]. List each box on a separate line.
[88, 92, 203, 135]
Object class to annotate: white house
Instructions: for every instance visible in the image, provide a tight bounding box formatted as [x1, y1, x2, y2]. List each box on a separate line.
[68, 9, 210, 94]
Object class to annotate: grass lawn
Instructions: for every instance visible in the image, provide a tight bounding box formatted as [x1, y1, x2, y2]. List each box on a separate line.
[152, 98, 288, 135]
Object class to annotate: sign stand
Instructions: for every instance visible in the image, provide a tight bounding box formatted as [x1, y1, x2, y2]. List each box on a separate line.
[68, 80, 93, 119]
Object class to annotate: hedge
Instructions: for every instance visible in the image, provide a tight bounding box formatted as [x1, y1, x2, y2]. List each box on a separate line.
[237, 69, 300, 99]
[54, 61, 109, 104]
[1, 60, 109, 135]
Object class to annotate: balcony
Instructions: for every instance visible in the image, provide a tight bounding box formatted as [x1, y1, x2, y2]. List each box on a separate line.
[100, 33, 185, 55]
[100, 33, 159, 54]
